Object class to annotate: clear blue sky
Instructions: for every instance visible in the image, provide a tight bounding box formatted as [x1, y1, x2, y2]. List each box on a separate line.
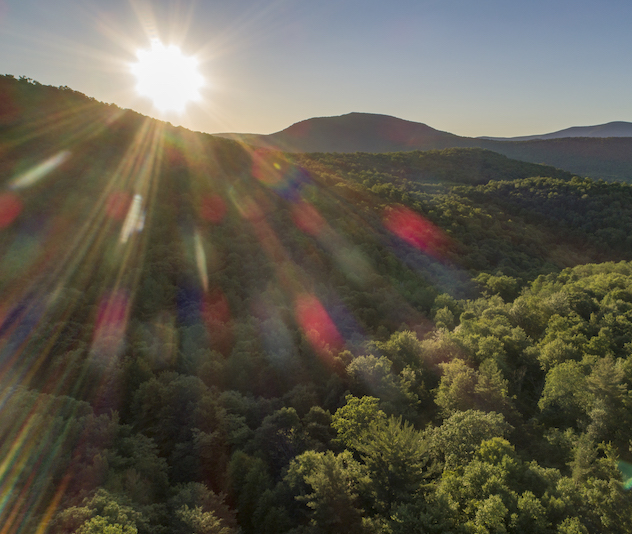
[1, 0, 631, 137]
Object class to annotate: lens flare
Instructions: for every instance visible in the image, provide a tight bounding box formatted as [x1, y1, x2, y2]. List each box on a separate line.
[201, 287, 233, 354]
[91, 290, 129, 362]
[119, 194, 144, 244]
[295, 294, 344, 359]
[619, 460, 632, 490]
[199, 194, 227, 223]
[8, 151, 70, 190]
[251, 149, 310, 201]
[291, 201, 325, 237]
[383, 205, 448, 258]
[105, 191, 133, 221]
[0, 192, 22, 228]
[194, 229, 209, 292]
[228, 188, 265, 222]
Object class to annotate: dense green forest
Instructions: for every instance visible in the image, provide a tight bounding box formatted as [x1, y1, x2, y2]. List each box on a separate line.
[1, 75, 632, 533]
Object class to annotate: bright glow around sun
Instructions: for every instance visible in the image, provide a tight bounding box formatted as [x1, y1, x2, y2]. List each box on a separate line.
[131, 40, 204, 113]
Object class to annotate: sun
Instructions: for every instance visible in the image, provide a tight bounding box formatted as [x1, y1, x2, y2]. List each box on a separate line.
[131, 40, 204, 113]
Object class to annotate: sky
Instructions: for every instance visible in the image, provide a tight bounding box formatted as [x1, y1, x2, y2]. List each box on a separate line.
[1, 0, 631, 138]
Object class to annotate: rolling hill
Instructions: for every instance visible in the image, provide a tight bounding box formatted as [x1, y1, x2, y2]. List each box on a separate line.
[217, 113, 632, 182]
[217, 112, 471, 153]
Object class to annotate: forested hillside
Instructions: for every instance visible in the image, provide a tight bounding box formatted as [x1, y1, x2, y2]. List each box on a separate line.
[1, 75, 632, 533]
[216, 112, 632, 183]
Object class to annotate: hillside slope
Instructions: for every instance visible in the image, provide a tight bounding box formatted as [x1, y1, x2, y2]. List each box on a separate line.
[217, 112, 632, 182]
[3, 75, 632, 533]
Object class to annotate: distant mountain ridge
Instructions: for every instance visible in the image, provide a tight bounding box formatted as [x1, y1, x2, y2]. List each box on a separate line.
[2, 73, 630, 182]
[217, 115, 632, 147]
[479, 121, 632, 141]
[216, 113, 632, 182]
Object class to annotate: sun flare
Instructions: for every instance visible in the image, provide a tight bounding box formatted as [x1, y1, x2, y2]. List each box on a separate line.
[131, 40, 204, 113]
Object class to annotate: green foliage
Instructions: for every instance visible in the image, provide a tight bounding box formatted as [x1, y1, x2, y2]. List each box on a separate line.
[538, 361, 591, 423]
[76, 516, 138, 534]
[227, 452, 274, 534]
[431, 410, 513, 470]
[435, 359, 513, 417]
[477, 273, 520, 302]
[252, 407, 306, 473]
[169, 483, 236, 531]
[297, 148, 573, 188]
[347, 355, 401, 402]
[53, 490, 149, 534]
[435, 359, 478, 415]
[369, 330, 425, 373]
[174, 505, 232, 534]
[353, 416, 430, 514]
[331, 395, 386, 448]
[285, 450, 367, 534]
[475, 437, 516, 466]
[4, 78, 632, 534]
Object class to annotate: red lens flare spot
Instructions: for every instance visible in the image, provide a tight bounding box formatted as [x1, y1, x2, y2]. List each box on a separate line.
[106, 191, 132, 221]
[291, 201, 325, 236]
[383, 206, 447, 258]
[202, 288, 233, 354]
[202, 288, 231, 324]
[95, 291, 128, 333]
[165, 144, 186, 167]
[295, 294, 344, 357]
[200, 194, 227, 223]
[0, 192, 23, 228]
[92, 291, 129, 357]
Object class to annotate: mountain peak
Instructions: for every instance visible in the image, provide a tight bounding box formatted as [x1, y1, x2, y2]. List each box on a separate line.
[242, 112, 466, 153]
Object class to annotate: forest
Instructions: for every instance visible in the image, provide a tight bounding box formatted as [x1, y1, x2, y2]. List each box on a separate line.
[1, 75, 632, 533]
[216, 112, 632, 184]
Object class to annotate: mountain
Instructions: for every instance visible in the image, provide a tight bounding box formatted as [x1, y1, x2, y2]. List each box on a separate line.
[217, 112, 472, 153]
[217, 113, 632, 182]
[479, 121, 632, 141]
